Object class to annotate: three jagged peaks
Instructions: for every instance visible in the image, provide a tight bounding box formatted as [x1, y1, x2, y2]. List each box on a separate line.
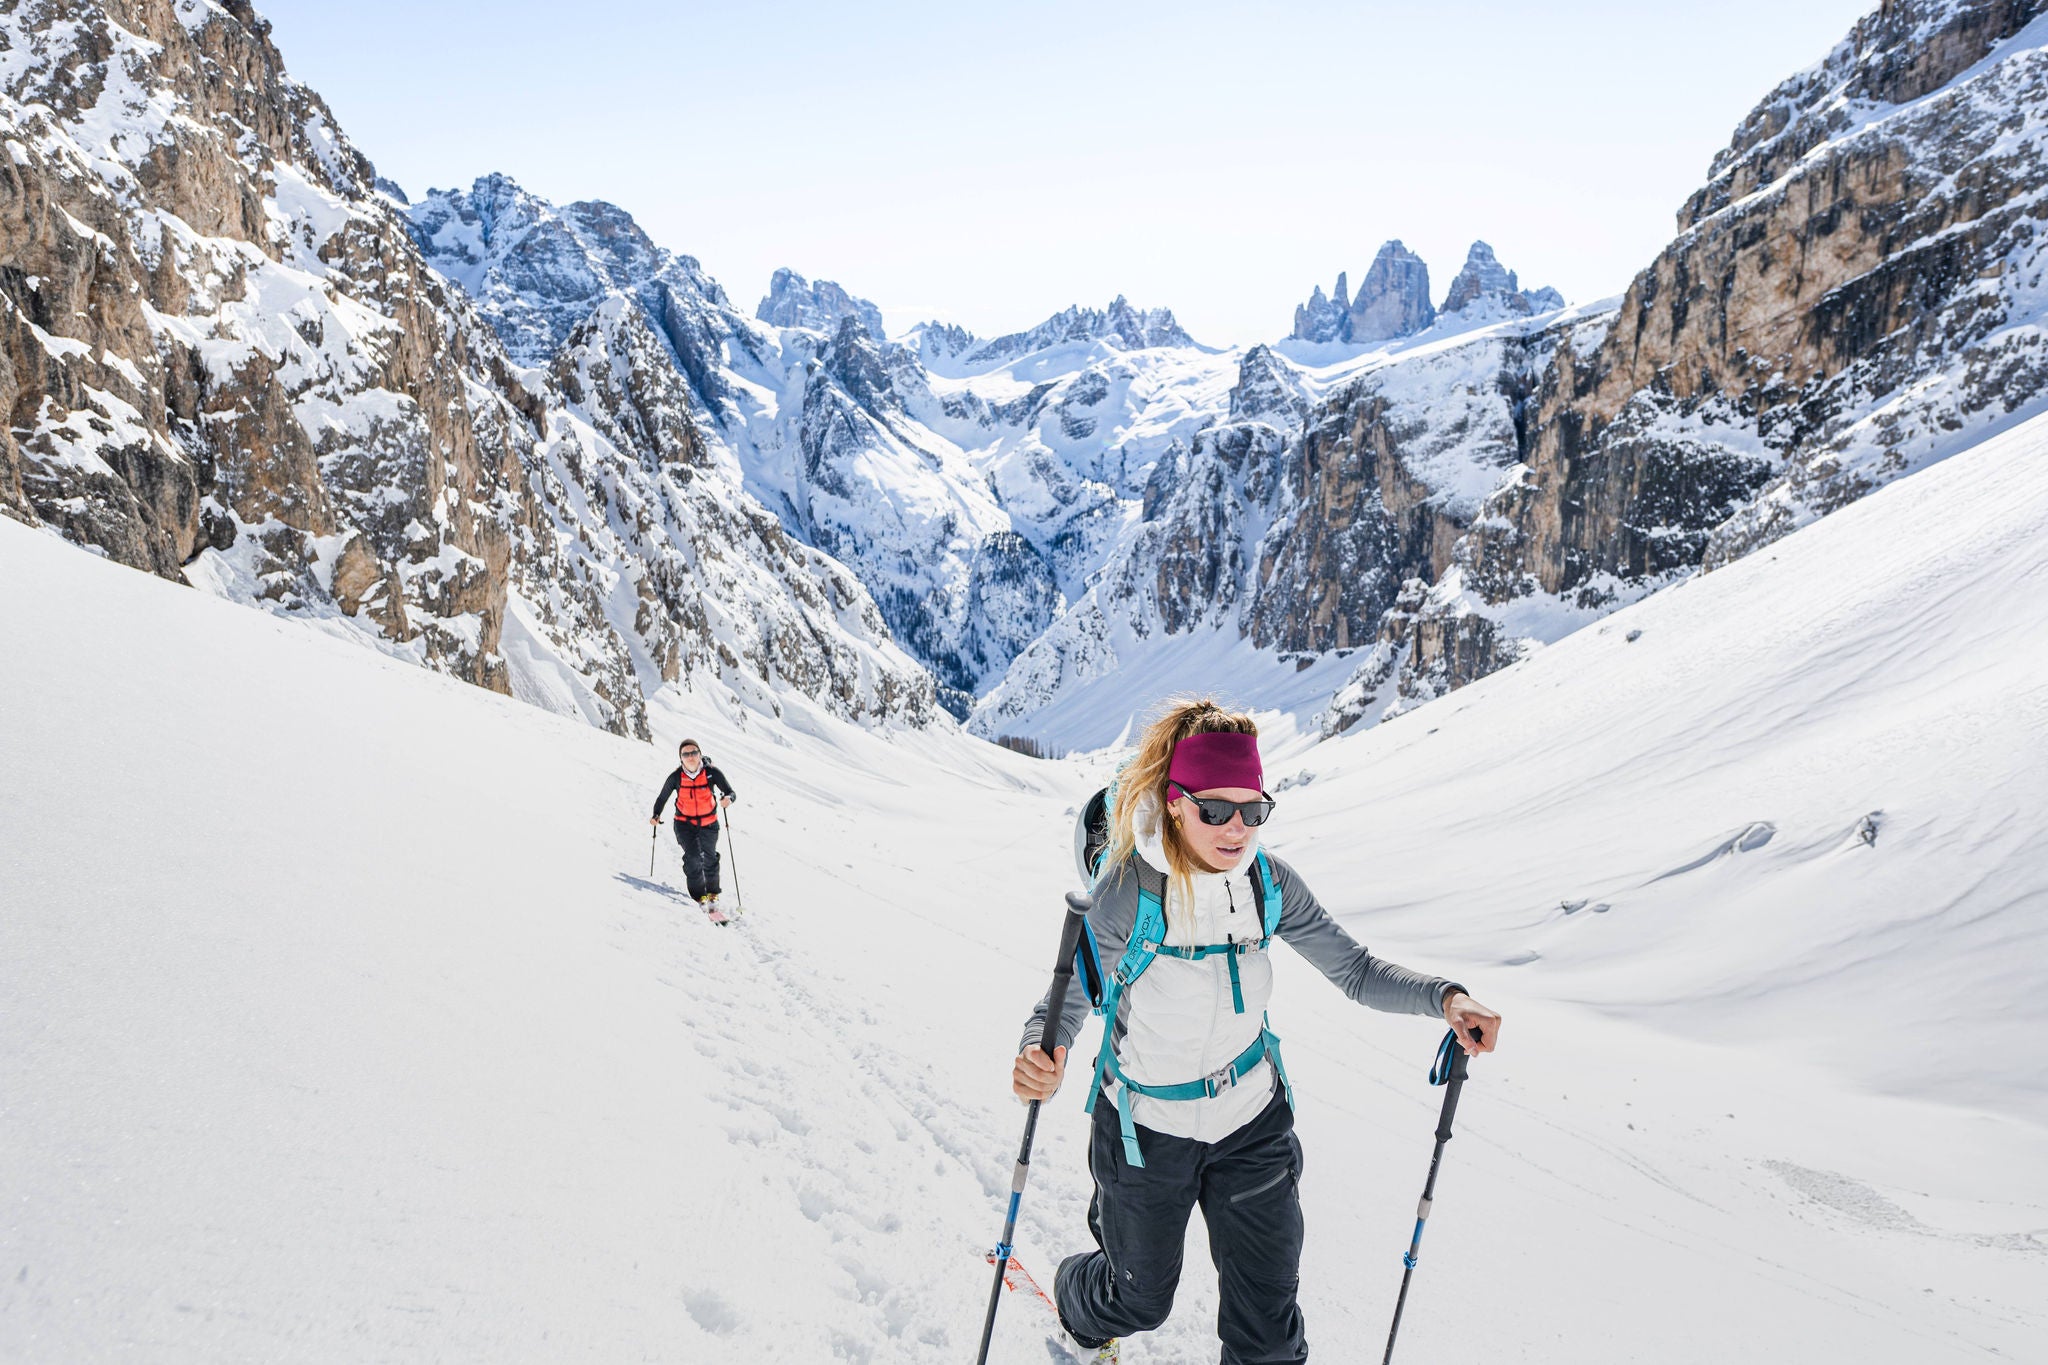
[1291, 239, 1562, 344]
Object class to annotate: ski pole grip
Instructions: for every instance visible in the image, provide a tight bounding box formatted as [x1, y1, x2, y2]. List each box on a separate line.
[1036, 892, 1094, 1059]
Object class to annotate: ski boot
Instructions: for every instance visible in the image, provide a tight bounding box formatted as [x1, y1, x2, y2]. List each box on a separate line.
[1059, 1332, 1118, 1363]
[700, 894, 730, 926]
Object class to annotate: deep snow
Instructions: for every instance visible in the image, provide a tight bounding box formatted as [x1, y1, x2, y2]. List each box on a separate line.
[3, 411, 2045, 1361]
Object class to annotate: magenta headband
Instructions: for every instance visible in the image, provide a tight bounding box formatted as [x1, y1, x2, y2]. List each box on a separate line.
[1166, 730, 1263, 796]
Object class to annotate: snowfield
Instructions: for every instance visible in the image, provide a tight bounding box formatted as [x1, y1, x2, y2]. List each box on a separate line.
[3, 411, 2045, 1360]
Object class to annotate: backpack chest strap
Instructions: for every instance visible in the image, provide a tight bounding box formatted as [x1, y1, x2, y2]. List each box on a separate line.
[1130, 937, 1268, 1013]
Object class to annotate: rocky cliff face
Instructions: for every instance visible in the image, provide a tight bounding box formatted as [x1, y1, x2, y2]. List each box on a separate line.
[1450, 0, 2048, 598]
[0, 0, 938, 737]
[1347, 240, 1436, 342]
[1316, 0, 2048, 730]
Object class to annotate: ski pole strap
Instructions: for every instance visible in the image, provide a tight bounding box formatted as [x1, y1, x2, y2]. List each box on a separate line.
[1429, 1029, 1459, 1085]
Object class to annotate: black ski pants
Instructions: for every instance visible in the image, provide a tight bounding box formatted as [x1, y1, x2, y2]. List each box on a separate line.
[671, 819, 721, 900]
[1055, 1081, 1307, 1363]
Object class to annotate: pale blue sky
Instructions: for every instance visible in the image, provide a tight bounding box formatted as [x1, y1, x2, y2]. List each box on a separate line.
[257, 1, 1874, 346]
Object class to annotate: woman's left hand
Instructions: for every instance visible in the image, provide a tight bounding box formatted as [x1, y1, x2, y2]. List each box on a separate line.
[1443, 993, 1501, 1054]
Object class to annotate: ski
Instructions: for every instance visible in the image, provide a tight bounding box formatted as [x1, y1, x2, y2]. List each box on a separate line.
[696, 897, 744, 926]
[980, 1252, 1118, 1363]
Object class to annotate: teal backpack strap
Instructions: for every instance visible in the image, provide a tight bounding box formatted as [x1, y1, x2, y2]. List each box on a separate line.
[1252, 850, 1281, 940]
[1262, 1016, 1294, 1110]
[1247, 855, 1293, 1107]
[1083, 857, 1168, 1121]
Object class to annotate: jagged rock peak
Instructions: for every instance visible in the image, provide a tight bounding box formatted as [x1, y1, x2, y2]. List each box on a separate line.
[1291, 272, 1352, 342]
[757, 267, 887, 339]
[1098, 295, 1196, 351]
[1229, 345, 1309, 424]
[960, 296, 1197, 366]
[1348, 241, 1436, 343]
[1439, 241, 1565, 318]
[908, 319, 980, 363]
[407, 176, 727, 365]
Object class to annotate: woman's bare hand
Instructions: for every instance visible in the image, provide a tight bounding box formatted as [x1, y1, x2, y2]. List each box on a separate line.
[1012, 1044, 1067, 1101]
[1444, 993, 1502, 1054]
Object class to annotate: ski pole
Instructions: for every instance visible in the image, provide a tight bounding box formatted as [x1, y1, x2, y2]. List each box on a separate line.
[1382, 1028, 1480, 1365]
[721, 808, 743, 907]
[650, 821, 659, 879]
[975, 890, 1094, 1365]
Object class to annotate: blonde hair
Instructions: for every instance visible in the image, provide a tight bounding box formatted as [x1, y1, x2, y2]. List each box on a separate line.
[1102, 696, 1259, 937]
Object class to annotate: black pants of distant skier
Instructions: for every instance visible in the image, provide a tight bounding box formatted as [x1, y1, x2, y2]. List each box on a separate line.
[671, 820, 722, 900]
[1055, 1081, 1306, 1364]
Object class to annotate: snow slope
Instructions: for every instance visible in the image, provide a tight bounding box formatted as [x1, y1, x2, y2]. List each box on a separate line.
[1281, 403, 2048, 1128]
[4, 410, 2045, 1361]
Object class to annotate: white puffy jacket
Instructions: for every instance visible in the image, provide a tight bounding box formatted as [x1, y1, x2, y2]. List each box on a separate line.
[1023, 796, 1460, 1147]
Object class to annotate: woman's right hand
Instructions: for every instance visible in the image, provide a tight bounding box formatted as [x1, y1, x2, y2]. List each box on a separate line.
[1012, 1044, 1067, 1102]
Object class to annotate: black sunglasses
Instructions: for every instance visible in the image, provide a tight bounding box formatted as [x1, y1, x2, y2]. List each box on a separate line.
[1168, 782, 1276, 827]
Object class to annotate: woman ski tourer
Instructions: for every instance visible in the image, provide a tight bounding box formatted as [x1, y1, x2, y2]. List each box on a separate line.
[1014, 699, 1501, 1364]
[650, 739, 736, 921]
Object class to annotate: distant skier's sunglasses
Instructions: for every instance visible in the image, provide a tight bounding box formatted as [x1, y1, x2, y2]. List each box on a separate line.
[1167, 783, 1276, 827]
[679, 748, 701, 757]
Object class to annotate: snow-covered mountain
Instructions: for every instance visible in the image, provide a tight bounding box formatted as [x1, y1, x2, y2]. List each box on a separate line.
[9, 0, 2046, 763]
[992, 0, 2048, 746]
[0, 0, 937, 739]
[410, 175, 1245, 708]
[404, 168, 1609, 747]
[968, 302, 1607, 749]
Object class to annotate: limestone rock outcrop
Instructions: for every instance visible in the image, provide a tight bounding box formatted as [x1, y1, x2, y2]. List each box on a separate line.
[1438, 241, 1564, 320]
[1347, 241, 1436, 343]
[756, 268, 887, 339]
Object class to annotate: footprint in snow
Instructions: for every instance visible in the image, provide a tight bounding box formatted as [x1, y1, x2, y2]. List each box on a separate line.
[681, 1286, 742, 1336]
